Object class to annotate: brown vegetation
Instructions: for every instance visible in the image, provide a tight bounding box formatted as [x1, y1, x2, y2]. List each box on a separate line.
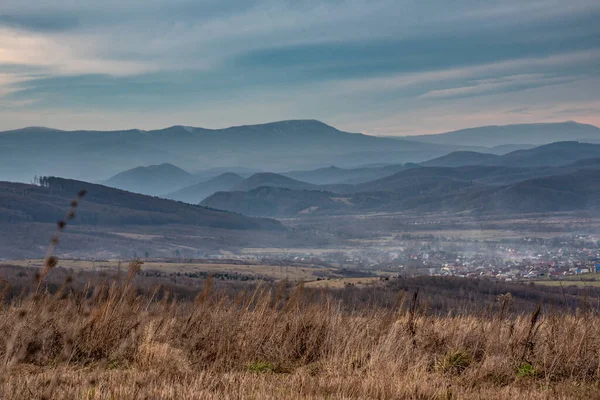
[1, 262, 600, 399]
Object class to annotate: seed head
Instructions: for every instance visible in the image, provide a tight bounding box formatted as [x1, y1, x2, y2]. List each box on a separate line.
[45, 256, 58, 270]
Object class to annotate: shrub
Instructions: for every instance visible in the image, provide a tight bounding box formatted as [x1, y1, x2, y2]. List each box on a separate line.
[247, 361, 277, 373]
[437, 350, 471, 374]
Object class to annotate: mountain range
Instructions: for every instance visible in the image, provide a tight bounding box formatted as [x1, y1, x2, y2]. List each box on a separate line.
[0, 120, 460, 183]
[197, 141, 600, 218]
[4, 120, 597, 184]
[97, 140, 600, 206]
[403, 121, 600, 147]
[3, 120, 600, 219]
[423, 142, 600, 168]
[200, 167, 600, 218]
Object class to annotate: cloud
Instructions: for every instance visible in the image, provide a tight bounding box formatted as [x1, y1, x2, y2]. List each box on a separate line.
[506, 107, 532, 115]
[0, 13, 80, 32]
[0, 0, 598, 132]
[419, 74, 572, 100]
[551, 107, 600, 116]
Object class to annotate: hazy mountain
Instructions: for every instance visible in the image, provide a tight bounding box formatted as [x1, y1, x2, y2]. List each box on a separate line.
[103, 163, 196, 196]
[201, 187, 349, 218]
[282, 164, 414, 185]
[422, 151, 500, 167]
[0, 120, 473, 183]
[0, 177, 281, 230]
[193, 167, 260, 181]
[564, 158, 600, 169]
[164, 172, 245, 203]
[232, 173, 319, 192]
[487, 144, 536, 154]
[404, 121, 600, 147]
[429, 169, 600, 214]
[423, 141, 600, 168]
[493, 142, 600, 167]
[200, 165, 600, 217]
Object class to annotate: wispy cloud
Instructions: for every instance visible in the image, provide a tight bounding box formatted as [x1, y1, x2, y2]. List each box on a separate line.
[506, 107, 532, 115]
[419, 74, 572, 100]
[551, 107, 600, 116]
[0, 0, 598, 132]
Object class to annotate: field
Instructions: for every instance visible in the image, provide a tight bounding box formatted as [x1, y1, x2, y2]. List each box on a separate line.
[5, 259, 334, 281]
[303, 277, 381, 288]
[1, 261, 600, 399]
[533, 274, 600, 287]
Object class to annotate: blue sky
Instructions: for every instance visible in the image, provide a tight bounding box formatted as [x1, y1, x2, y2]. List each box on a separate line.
[0, 0, 598, 135]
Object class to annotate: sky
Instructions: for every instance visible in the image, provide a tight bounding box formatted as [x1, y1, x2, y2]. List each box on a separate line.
[0, 0, 599, 135]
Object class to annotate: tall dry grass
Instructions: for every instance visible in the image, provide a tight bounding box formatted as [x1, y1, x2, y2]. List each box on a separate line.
[1, 265, 600, 399]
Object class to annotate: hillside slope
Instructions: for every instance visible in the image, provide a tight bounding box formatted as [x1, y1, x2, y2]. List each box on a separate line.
[232, 173, 319, 192]
[0, 177, 282, 230]
[423, 142, 600, 168]
[202, 168, 600, 217]
[406, 121, 600, 147]
[201, 187, 350, 217]
[422, 151, 500, 167]
[103, 163, 196, 195]
[164, 173, 245, 203]
[282, 164, 414, 185]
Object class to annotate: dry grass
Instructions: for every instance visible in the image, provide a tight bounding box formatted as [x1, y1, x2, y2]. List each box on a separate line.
[1, 265, 600, 399]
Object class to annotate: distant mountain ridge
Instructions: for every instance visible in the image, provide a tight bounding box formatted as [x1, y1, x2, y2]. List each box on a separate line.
[165, 172, 245, 203]
[282, 164, 415, 184]
[404, 121, 600, 147]
[200, 156, 600, 217]
[423, 141, 600, 168]
[232, 173, 319, 192]
[422, 151, 500, 167]
[0, 119, 489, 183]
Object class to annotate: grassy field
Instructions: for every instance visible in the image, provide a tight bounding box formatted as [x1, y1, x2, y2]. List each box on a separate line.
[5, 259, 332, 281]
[534, 279, 600, 287]
[531, 272, 600, 287]
[303, 277, 381, 288]
[2, 261, 600, 399]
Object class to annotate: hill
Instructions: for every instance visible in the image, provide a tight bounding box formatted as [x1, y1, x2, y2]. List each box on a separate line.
[103, 163, 196, 196]
[0, 177, 282, 230]
[201, 166, 600, 217]
[0, 120, 469, 183]
[282, 164, 414, 185]
[493, 141, 600, 167]
[164, 172, 245, 203]
[427, 169, 600, 214]
[201, 187, 350, 217]
[405, 121, 600, 147]
[232, 173, 319, 192]
[421, 151, 499, 167]
[193, 167, 260, 182]
[422, 141, 600, 168]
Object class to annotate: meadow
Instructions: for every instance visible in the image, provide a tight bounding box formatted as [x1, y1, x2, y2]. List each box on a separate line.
[1, 260, 600, 399]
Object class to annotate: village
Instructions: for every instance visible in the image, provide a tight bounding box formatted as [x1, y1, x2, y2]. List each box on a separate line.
[223, 233, 600, 283]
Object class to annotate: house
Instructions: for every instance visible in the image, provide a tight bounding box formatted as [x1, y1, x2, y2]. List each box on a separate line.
[577, 268, 590, 274]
